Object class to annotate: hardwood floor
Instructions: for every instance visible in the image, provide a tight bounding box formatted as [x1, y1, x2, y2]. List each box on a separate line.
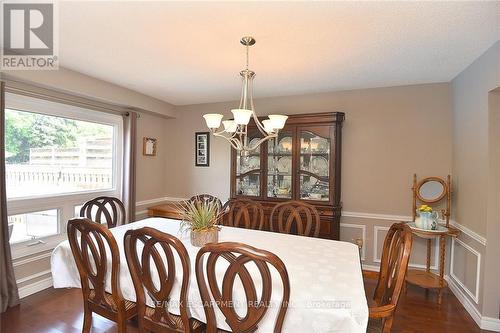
[0, 279, 492, 333]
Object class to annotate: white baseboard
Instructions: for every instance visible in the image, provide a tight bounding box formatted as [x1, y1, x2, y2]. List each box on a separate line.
[362, 264, 380, 272]
[18, 276, 53, 299]
[446, 275, 483, 327]
[481, 317, 500, 331]
[446, 275, 500, 331]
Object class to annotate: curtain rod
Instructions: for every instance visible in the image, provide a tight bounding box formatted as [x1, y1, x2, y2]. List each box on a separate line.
[1, 75, 140, 117]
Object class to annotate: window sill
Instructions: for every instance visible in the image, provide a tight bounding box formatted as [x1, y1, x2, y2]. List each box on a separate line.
[11, 234, 66, 261]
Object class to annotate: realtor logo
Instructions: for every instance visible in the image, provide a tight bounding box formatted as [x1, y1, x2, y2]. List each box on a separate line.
[1, 1, 58, 70]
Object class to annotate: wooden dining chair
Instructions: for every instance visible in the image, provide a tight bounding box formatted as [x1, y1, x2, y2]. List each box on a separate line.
[124, 227, 205, 333]
[221, 198, 265, 230]
[189, 194, 222, 211]
[269, 200, 320, 237]
[195, 242, 291, 333]
[367, 222, 413, 333]
[80, 196, 126, 228]
[67, 218, 137, 333]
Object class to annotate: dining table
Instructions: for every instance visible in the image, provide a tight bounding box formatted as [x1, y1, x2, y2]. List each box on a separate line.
[51, 217, 368, 332]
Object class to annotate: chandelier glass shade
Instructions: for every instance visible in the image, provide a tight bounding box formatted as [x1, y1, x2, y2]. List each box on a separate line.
[203, 36, 288, 152]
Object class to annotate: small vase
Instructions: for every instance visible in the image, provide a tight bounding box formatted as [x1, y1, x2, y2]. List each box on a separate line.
[190, 227, 219, 247]
[417, 211, 438, 230]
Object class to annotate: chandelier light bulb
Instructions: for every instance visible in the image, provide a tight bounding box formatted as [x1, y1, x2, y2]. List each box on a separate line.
[268, 115, 288, 130]
[231, 109, 253, 125]
[262, 119, 275, 134]
[222, 120, 238, 133]
[203, 114, 223, 129]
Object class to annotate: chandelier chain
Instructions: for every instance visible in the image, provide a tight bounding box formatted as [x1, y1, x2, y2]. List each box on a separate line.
[246, 43, 249, 70]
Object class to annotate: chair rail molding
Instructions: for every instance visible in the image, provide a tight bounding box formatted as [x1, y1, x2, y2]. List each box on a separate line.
[342, 210, 486, 246]
[136, 196, 186, 207]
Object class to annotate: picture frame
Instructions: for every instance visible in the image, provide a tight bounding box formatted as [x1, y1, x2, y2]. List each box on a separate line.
[143, 137, 157, 156]
[195, 132, 210, 167]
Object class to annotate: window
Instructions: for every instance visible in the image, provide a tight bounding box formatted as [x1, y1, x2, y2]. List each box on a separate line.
[6, 109, 114, 198]
[5, 93, 123, 251]
[8, 209, 59, 244]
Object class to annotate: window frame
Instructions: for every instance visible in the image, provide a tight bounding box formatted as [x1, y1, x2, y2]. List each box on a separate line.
[5, 93, 123, 258]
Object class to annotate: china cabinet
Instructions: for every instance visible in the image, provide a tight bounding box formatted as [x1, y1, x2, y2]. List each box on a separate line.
[230, 112, 344, 239]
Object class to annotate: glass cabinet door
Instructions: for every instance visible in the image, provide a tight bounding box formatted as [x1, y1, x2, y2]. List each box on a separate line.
[267, 131, 293, 199]
[298, 127, 331, 202]
[235, 135, 262, 197]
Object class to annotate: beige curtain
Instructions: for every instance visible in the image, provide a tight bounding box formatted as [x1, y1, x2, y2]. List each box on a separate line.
[0, 81, 19, 312]
[122, 111, 137, 223]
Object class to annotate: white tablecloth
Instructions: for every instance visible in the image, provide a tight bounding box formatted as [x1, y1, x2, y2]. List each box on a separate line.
[51, 217, 368, 332]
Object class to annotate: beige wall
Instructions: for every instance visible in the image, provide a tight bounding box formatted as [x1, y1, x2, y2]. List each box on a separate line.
[484, 90, 500, 319]
[135, 113, 170, 202]
[165, 83, 453, 215]
[451, 40, 500, 320]
[1, 68, 176, 118]
[161, 83, 453, 270]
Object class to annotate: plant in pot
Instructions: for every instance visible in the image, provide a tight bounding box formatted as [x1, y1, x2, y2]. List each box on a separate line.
[177, 198, 222, 247]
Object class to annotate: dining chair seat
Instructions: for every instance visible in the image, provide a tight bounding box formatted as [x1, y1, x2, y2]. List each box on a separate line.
[365, 297, 384, 332]
[366, 317, 384, 333]
[144, 306, 205, 332]
[89, 290, 137, 312]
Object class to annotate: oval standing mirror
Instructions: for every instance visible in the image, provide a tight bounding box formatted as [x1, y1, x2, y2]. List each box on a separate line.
[418, 179, 446, 203]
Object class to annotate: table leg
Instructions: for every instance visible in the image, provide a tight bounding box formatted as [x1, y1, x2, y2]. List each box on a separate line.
[426, 239, 432, 272]
[438, 235, 446, 305]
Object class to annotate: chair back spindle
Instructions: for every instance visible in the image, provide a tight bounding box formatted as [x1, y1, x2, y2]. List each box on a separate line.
[270, 200, 320, 237]
[80, 196, 126, 228]
[195, 242, 290, 333]
[221, 199, 265, 230]
[367, 222, 413, 333]
[67, 218, 125, 313]
[374, 223, 413, 307]
[189, 194, 222, 211]
[124, 227, 197, 332]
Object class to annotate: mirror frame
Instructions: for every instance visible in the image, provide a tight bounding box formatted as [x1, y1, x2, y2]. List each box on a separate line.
[416, 177, 447, 203]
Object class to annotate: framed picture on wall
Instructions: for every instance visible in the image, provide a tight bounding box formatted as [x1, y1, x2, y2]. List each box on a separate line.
[195, 132, 210, 167]
[143, 137, 157, 156]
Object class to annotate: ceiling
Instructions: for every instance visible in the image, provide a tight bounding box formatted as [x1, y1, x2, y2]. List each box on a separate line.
[59, 1, 500, 105]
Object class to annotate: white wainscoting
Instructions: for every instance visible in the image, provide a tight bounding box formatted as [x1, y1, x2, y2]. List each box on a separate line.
[450, 237, 481, 304]
[13, 251, 51, 267]
[17, 269, 53, 299]
[340, 223, 366, 261]
[135, 196, 185, 217]
[373, 225, 439, 270]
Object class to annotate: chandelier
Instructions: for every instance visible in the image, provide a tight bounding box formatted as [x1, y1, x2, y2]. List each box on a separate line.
[203, 36, 288, 152]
